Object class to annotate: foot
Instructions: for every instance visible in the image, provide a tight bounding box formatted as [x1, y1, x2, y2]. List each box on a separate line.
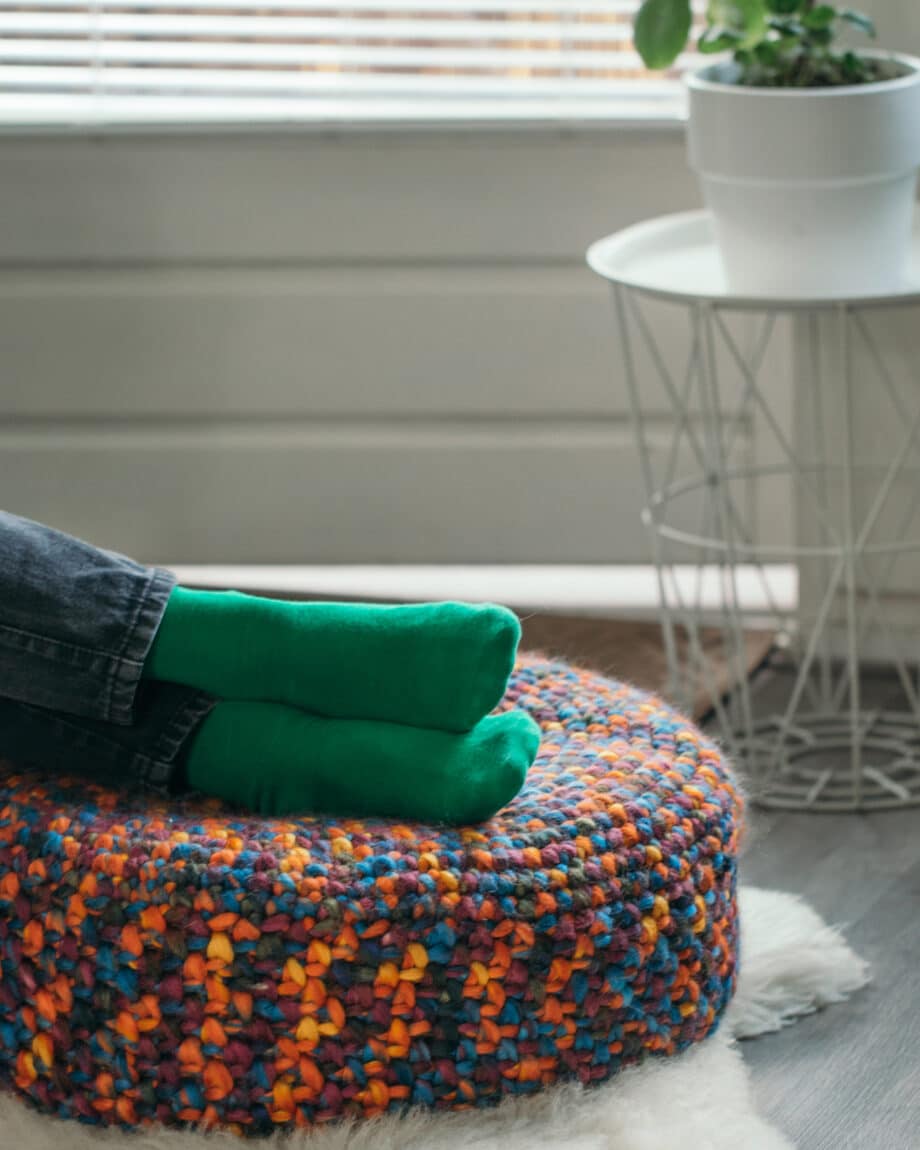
[183, 702, 540, 824]
[145, 590, 520, 732]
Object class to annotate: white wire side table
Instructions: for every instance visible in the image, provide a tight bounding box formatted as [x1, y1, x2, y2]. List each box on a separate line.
[588, 210, 920, 812]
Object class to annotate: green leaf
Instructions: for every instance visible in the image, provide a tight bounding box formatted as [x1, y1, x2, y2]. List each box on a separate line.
[806, 25, 834, 45]
[733, 46, 754, 72]
[802, 5, 837, 29]
[699, 26, 744, 52]
[754, 39, 780, 64]
[707, 0, 768, 46]
[768, 17, 805, 35]
[840, 9, 876, 38]
[634, 0, 694, 69]
[841, 49, 862, 74]
[765, 0, 801, 13]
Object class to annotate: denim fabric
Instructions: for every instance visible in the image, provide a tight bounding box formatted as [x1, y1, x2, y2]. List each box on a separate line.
[0, 511, 215, 790]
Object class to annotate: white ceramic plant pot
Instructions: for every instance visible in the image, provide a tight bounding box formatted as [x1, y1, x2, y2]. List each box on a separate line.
[686, 53, 920, 297]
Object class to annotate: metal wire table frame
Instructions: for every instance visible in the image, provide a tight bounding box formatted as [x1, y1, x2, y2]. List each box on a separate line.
[588, 210, 920, 811]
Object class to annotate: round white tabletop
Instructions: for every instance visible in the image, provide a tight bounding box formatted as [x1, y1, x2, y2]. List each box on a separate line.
[587, 210, 920, 309]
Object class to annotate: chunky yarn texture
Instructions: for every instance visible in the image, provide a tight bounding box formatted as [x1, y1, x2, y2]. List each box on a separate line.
[0, 655, 742, 1133]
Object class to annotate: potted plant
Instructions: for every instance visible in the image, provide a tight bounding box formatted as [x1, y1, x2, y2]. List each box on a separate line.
[633, 0, 920, 296]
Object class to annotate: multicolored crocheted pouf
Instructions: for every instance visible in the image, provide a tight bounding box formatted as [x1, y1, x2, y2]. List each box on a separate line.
[0, 655, 742, 1134]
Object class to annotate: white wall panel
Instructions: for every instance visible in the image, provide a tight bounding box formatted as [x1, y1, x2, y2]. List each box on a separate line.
[0, 128, 778, 564]
[0, 423, 722, 563]
[0, 130, 697, 263]
[0, 265, 763, 420]
[0, 266, 627, 417]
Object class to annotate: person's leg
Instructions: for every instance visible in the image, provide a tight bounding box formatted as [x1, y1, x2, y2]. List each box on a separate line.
[0, 680, 215, 794]
[184, 704, 539, 823]
[0, 510, 215, 795]
[0, 510, 520, 735]
[144, 589, 520, 732]
[0, 510, 535, 819]
[0, 510, 177, 725]
[0, 689, 539, 823]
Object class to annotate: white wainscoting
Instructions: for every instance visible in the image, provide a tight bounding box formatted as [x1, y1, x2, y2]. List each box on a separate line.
[0, 128, 787, 563]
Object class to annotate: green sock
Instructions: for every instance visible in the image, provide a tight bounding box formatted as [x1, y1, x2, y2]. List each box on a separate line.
[144, 588, 520, 732]
[182, 703, 539, 824]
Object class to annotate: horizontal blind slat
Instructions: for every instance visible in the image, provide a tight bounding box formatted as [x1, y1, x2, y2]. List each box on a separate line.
[0, 91, 685, 126]
[0, 1, 698, 128]
[0, 14, 639, 41]
[0, 0, 648, 10]
[0, 66, 688, 94]
[0, 41, 660, 70]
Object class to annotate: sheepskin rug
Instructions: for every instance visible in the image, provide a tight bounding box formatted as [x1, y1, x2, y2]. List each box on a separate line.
[0, 886, 869, 1150]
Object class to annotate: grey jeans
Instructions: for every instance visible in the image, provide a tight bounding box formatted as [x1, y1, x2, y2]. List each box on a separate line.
[0, 510, 215, 791]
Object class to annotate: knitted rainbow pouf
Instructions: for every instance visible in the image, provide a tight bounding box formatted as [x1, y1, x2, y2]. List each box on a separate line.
[0, 655, 742, 1134]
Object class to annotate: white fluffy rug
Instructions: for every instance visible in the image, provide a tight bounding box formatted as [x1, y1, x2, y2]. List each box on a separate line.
[0, 887, 868, 1150]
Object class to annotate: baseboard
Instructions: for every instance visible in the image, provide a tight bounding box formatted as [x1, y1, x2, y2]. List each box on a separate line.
[166, 563, 797, 622]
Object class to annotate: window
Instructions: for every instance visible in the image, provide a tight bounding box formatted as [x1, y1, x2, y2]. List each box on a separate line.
[0, 1, 699, 128]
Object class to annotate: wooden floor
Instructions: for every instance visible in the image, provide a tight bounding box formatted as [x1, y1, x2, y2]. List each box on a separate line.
[713, 658, 920, 1149]
[740, 806, 920, 1149]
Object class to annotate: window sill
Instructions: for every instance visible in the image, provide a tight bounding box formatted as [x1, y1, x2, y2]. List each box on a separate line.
[0, 95, 688, 138]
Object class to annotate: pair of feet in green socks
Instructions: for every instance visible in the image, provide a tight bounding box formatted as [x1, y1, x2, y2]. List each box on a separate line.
[143, 588, 540, 824]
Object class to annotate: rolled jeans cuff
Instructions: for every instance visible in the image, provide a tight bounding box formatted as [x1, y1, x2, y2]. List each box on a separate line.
[107, 564, 178, 725]
[0, 508, 179, 726]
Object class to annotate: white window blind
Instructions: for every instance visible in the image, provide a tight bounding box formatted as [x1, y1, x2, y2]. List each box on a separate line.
[0, 0, 699, 129]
